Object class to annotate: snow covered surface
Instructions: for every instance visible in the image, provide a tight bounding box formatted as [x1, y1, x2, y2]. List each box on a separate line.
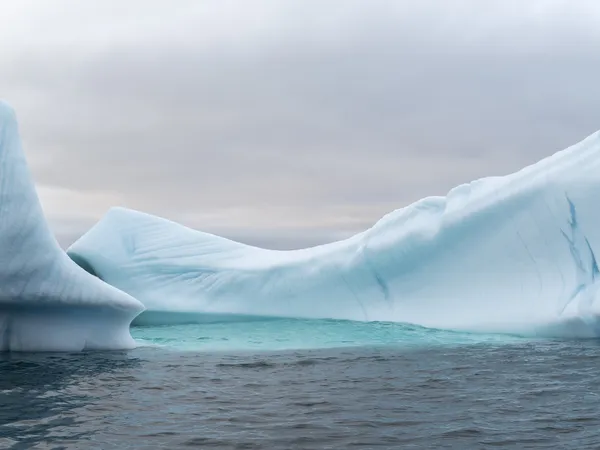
[0, 101, 144, 351]
[68, 127, 600, 338]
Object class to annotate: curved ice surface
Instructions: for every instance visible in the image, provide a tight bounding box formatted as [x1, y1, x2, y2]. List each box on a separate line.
[68, 129, 600, 338]
[0, 101, 144, 351]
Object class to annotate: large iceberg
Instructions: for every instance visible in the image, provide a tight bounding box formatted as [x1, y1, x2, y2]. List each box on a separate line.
[68, 129, 600, 338]
[0, 102, 144, 351]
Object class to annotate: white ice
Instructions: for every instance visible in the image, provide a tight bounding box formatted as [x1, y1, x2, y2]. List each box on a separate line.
[68, 128, 600, 338]
[0, 101, 144, 351]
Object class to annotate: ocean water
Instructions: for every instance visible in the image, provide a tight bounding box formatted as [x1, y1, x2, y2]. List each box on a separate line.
[2, 319, 600, 449]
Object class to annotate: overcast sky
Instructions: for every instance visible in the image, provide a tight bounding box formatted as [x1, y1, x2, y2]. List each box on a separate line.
[2, 0, 600, 249]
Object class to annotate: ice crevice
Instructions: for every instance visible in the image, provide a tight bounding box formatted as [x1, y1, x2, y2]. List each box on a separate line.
[361, 244, 392, 306]
[558, 194, 600, 320]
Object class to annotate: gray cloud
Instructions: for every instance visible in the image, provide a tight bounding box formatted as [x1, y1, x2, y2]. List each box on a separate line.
[2, 0, 600, 248]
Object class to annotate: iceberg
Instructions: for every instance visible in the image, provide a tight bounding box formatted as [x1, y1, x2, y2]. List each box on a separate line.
[0, 101, 144, 352]
[68, 129, 600, 338]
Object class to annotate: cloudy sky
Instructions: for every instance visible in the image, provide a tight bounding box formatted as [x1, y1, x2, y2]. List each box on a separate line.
[2, 1, 600, 249]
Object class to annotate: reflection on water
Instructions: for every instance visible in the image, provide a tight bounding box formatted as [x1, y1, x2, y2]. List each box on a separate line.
[0, 352, 142, 448]
[3, 336, 600, 449]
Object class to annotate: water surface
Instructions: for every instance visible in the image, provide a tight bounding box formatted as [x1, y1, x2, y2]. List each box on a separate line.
[1, 320, 600, 449]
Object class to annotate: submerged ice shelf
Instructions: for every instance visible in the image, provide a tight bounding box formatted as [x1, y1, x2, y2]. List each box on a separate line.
[132, 319, 526, 352]
[0, 101, 144, 351]
[68, 127, 600, 338]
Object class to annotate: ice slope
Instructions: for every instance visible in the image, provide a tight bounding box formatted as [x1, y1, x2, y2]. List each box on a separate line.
[68, 129, 600, 337]
[0, 101, 144, 351]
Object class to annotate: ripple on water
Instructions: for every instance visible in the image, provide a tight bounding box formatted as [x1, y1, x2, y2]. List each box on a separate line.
[2, 324, 600, 449]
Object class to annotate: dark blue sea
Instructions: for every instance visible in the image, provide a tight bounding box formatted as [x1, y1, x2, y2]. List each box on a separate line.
[2, 319, 600, 449]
